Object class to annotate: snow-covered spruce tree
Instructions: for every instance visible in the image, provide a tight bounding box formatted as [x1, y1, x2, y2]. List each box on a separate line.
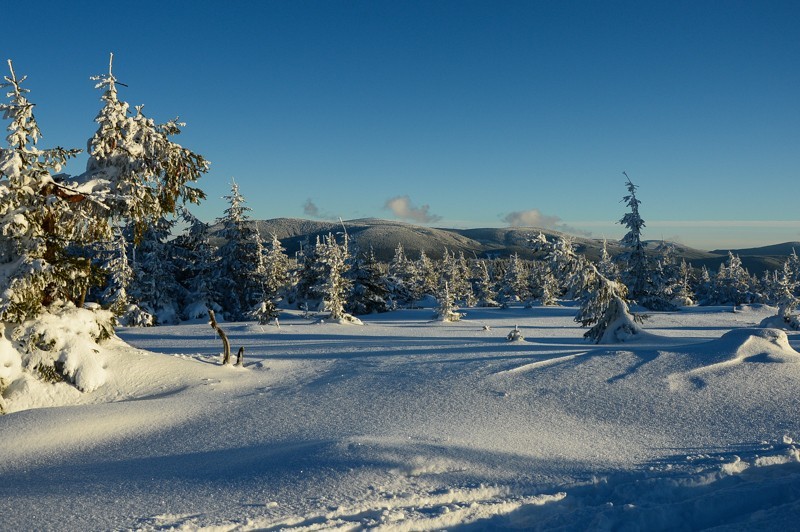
[386, 243, 417, 306]
[293, 235, 326, 311]
[532, 233, 642, 343]
[499, 253, 529, 306]
[347, 246, 389, 315]
[546, 235, 581, 298]
[127, 216, 184, 325]
[759, 258, 800, 329]
[259, 233, 289, 322]
[434, 280, 463, 322]
[709, 252, 756, 306]
[597, 239, 620, 282]
[670, 259, 696, 307]
[775, 260, 799, 327]
[0, 61, 98, 322]
[172, 209, 221, 320]
[97, 228, 153, 325]
[473, 260, 500, 307]
[213, 180, 263, 320]
[245, 229, 277, 325]
[454, 251, 476, 306]
[618, 174, 648, 299]
[84, 54, 207, 244]
[0, 57, 207, 402]
[438, 248, 473, 307]
[415, 250, 438, 299]
[529, 260, 559, 306]
[318, 233, 360, 323]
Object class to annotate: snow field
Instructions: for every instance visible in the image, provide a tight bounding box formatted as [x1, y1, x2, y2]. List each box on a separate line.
[1, 304, 800, 530]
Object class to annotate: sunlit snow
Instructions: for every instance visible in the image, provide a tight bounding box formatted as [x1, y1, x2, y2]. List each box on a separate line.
[2, 305, 800, 530]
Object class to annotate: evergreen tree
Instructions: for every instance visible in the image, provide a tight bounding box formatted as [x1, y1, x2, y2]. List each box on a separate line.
[128, 217, 183, 324]
[434, 280, 463, 322]
[386, 243, 417, 306]
[671, 259, 696, 307]
[597, 239, 620, 282]
[709, 252, 755, 305]
[347, 246, 389, 315]
[473, 260, 500, 307]
[0, 57, 209, 323]
[172, 209, 221, 320]
[774, 259, 799, 325]
[263, 233, 290, 304]
[499, 253, 529, 306]
[438, 249, 473, 306]
[0, 60, 95, 321]
[618, 173, 648, 301]
[100, 229, 135, 317]
[530, 260, 559, 306]
[293, 235, 326, 311]
[318, 233, 359, 323]
[84, 54, 207, 243]
[415, 250, 438, 299]
[532, 233, 641, 343]
[213, 181, 262, 320]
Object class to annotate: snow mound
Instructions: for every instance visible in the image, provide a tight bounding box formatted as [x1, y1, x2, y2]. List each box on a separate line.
[758, 314, 800, 331]
[695, 328, 800, 368]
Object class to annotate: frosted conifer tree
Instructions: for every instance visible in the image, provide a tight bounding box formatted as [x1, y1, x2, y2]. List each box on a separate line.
[597, 239, 619, 282]
[347, 246, 389, 315]
[530, 261, 559, 306]
[499, 253, 529, 306]
[438, 249, 473, 306]
[128, 217, 183, 325]
[775, 260, 799, 327]
[710, 252, 755, 305]
[387, 243, 417, 305]
[172, 209, 221, 320]
[263, 233, 290, 303]
[318, 233, 360, 323]
[434, 280, 463, 322]
[84, 54, 208, 243]
[532, 233, 641, 343]
[416, 250, 438, 299]
[100, 229, 136, 318]
[473, 260, 499, 307]
[213, 181, 262, 320]
[293, 236, 326, 310]
[671, 259, 695, 307]
[618, 173, 649, 300]
[0, 60, 94, 321]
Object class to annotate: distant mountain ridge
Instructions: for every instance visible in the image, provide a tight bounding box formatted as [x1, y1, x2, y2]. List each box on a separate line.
[222, 217, 790, 275]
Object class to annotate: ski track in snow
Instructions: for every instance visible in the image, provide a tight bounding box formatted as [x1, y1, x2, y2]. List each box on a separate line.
[2, 305, 800, 530]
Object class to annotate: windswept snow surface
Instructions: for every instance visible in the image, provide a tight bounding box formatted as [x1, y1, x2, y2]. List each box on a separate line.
[2, 305, 800, 530]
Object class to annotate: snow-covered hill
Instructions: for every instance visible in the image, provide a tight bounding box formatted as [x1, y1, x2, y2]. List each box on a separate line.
[2, 305, 800, 530]
[217, 217, 786, 274]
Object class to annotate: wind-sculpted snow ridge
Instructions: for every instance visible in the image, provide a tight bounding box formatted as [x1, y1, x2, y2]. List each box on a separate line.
[245, 485, 566, 531]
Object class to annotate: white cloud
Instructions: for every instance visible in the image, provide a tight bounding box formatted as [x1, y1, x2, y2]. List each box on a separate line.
[384, 195, 442, 223]
[502, 209, 562, 228]
[502, 209, 592, 237]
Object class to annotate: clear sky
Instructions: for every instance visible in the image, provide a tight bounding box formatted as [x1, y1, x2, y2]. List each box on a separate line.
[3, 0, 799, 250]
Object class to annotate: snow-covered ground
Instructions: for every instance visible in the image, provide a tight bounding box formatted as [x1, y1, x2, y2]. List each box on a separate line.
[3, 305, 800, 530]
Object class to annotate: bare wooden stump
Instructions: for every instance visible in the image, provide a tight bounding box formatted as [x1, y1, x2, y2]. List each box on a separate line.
[235, 346, 245, 367]
[208, 310, 231, 365]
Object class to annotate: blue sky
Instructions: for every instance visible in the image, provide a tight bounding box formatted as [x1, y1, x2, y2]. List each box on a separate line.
[3, 1, 799, 250]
